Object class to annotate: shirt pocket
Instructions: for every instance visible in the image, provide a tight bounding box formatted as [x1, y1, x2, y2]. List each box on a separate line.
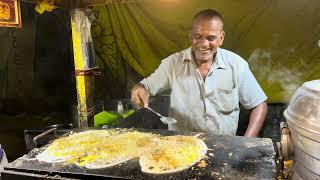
[215, 88, 237, 113]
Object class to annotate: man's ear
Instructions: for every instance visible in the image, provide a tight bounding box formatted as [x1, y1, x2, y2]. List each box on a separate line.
[219, 31, 225, 45]
[189, 32, 192, 43]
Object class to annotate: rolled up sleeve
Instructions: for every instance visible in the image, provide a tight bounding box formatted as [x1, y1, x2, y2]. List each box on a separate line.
[140, 58, 173, 96]
[238, 62, 267, 109]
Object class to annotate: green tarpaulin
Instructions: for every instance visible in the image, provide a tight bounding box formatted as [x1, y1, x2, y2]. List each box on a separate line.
[92, 0, 320, 103]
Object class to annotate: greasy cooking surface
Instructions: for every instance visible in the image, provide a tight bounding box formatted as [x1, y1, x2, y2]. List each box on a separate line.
[35, 129, 207, 173]
[6, 128, 277, 179]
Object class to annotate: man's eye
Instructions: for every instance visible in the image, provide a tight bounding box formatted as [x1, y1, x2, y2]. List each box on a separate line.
[207, 36, 216, 41]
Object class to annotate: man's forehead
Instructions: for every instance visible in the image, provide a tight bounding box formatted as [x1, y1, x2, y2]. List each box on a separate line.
[193, 17, 222, 26]
[191, 18, 223, 32]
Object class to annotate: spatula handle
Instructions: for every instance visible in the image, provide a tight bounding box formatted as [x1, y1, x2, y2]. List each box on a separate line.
[146, 107, 163, 118]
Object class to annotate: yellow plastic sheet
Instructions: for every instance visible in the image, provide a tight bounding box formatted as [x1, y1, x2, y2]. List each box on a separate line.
[35, 0, 57, 14]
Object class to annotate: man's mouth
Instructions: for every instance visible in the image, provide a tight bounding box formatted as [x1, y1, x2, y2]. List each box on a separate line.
[196, 48, 211, 54]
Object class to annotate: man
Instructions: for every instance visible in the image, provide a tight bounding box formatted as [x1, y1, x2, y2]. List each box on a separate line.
[131, 9, 267, 137]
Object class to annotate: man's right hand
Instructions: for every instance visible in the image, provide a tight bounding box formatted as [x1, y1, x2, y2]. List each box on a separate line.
[131, 83, 149, 108]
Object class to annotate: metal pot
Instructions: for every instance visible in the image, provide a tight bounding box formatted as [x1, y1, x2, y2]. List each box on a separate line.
[283, 80, 320, 179]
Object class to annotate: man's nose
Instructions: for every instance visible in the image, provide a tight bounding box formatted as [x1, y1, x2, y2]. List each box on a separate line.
[197, 38, 210, 47]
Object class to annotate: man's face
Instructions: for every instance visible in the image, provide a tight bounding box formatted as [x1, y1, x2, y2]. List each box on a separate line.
[189, 18, 225, 62]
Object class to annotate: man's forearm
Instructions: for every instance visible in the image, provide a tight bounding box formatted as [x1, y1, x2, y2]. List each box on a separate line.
[244, 102, 268, 137]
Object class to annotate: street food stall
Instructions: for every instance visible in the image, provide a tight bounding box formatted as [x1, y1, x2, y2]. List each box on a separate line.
[3, 80, 320, 179]
[0, 0, 319, 179]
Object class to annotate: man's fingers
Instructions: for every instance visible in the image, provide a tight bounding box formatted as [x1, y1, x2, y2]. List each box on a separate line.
[131, 93, 143, 108]
[140, 91, 149, 108]
[131, 84, 149, 108]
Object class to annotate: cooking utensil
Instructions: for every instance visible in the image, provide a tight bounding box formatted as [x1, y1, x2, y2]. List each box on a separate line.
[146, 107, 177, 124]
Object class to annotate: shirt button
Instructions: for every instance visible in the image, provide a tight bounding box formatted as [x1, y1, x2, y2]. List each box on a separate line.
[204, 98, 209, 104]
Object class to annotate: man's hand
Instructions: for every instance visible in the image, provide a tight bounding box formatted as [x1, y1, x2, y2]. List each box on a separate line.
[131, 83, 149, 108]
[244, 102, 268, 137]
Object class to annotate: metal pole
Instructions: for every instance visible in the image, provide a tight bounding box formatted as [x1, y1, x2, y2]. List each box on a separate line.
[70, 6, 100, 127]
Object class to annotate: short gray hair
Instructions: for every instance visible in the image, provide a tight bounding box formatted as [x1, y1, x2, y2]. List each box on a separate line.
[192, 9, 224, 30]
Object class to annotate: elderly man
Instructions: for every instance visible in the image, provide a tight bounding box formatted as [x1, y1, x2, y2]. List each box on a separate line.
[131, 9, 267, 137]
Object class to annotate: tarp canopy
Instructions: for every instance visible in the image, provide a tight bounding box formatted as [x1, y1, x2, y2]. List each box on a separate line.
[91, 0, 320, 103]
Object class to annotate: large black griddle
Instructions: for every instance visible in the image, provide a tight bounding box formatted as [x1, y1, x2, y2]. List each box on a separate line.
[3, 128, 277, 179]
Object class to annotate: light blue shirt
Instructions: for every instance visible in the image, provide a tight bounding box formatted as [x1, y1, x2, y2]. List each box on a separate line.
[141, 47, 267, 135]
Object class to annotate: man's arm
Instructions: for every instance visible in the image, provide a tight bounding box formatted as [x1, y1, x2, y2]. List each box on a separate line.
[244, 101, 268, 137]
[131, 57, 173, 108]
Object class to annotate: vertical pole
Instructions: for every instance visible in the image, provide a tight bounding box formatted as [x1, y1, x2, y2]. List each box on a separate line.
[70, 8, 99, 127]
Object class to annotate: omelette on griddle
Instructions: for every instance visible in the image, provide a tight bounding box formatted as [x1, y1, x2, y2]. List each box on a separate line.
[36, 129, 208, 174]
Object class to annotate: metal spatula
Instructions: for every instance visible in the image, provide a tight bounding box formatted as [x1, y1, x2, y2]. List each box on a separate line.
[146, 107, 177, 125]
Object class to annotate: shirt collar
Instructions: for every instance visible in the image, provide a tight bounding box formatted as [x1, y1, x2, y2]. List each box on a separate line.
[214, 48, 226, 69]
[183, 47, 226, 69]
